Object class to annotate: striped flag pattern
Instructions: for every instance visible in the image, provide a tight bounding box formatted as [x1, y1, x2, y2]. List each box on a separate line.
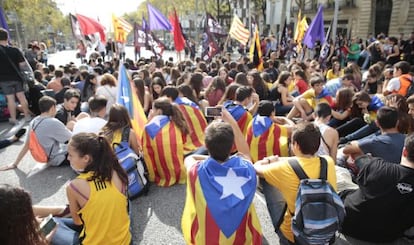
[229, 14, 250, 45]
[112, 14, 133, 43]
[249, 24, 264, 71]
[117, 64, 147, 142]
[246, 116, 289, 163]
[182, 162, 262, 244]
[143, 115, 186, 187]
[175, 97, 207, 154]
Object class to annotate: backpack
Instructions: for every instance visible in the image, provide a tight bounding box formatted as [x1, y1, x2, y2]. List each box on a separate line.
[405, 76, 414, 98]
[288, 157, 345, 245]
[113, 127, 149, 200]
[29, 118, 52, 163]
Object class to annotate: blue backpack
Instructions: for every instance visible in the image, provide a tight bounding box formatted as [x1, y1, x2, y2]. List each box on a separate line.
[288, 158, 345, 245]
[113, 127, 149, 200]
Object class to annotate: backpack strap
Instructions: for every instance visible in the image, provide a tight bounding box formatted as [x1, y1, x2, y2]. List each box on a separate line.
[32, 117, 46, 131]
[319, 157, 328, 181]
[121, 127, 130, 143]
[288, 158, 309, 180]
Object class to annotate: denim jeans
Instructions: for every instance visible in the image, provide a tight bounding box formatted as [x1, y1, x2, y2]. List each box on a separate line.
[51, 218, 82, 245]
[343, 122, 379, 142]
[359, 50, 371, 70]
[260, 178, 286, 232]
[0, 139, 12, 149]
[275, 102, 294, 116]
[336, 118, 367, 138]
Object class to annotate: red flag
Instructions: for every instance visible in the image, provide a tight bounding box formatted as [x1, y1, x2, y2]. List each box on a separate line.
[169, 9, 186, 52]
[76, 14, 106, 42]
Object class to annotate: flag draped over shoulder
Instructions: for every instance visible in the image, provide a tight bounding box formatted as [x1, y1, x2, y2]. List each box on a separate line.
[303, 5, 325, 49]
[246, 116, 289, 162]
[117, 64, 147, 142]
[229, 14, 250, 45]
[112, 14, 133, 43]
[174, 97, 207, 153]
[249, 24, 264, 71]
[143, 115, 186, 187]
[169, 9, 186, 52]
[75, 14, 106, 42]
[182, 157, 262, 244]
[147, 3, 172, 31]
[0, 6, 9, 32]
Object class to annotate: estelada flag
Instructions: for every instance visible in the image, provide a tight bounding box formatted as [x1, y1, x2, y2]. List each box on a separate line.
[117, 64, 147, 142]
[224, 102, 252, 135]
[249, 24, 263, 71]
[142, 115, 186, 187]
[182, 157, 262, 244]
[112, 14, 133, 43]
[246, 115, 289, 163]
[169, 9, 186, 52]
[174, 97, 207, 154]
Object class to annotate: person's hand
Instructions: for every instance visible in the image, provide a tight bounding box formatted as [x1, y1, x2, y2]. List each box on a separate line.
[387, 95, 399, 109]
[251, 92, 259, 104]
[0, 163, 17, 171]
[219, 106, 234, 123]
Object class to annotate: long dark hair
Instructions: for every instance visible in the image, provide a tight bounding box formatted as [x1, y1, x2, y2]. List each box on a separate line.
[350, 91, 371, 118]
[81, 73, 96, 101]
[69, 133, 128, 185]
[101, 104, 132, 141]
[153, 97, 189, 135]
[0, 184, 47, 245]
[134, 78, 146, 107]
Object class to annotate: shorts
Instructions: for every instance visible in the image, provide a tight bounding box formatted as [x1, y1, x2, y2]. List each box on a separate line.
[0, 81, 24, 95]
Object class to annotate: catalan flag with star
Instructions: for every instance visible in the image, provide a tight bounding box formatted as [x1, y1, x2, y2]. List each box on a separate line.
[142, 115, 186, 187]
[246, 115, 289, 163]
[182, 156, 262, 244]
[174, 97, 207, 154]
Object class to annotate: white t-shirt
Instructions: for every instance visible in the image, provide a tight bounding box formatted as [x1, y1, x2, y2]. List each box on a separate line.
[72, 117, 107, 135]
[386, 77, 400, 92]
[96, 85, 118, 113]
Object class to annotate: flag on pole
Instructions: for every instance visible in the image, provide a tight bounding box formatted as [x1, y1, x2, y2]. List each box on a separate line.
[112, 14, 133, 43]
[134, 22, 146, 47]
[75, 14, 106, 42]
[294, 10, 302, 42]
[117, 64, 147, 142]
[229, 14, 250, 45]
[169, 9, 186, 52]
[205, 13, 227, 37]
[279, 18, 288, 51]
[142, 17, 165, 57]
[147, 3, 172, 31]
[249, 24, 264, 71]
[201, 13, 220, 61]
[303, 5, 325, 49]
[0, 6, 9, 32]
[294, 14, 308, 52]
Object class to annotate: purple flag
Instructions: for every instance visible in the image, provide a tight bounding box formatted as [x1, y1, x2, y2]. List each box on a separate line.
[303, 5, 325, 49]
[147, 3, 172, 31]
[0, 6, 9, 32]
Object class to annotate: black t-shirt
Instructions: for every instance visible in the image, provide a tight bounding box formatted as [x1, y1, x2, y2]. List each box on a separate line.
[55, 104, 73, 125]
[341, 157, 414, 242]
[0, 45, 25, 82]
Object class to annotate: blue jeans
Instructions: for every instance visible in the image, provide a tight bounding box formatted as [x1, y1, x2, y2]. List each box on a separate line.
[51, 218, 82, 245]
[260, 178, 286, 232]
[359, 50, 371, 70]
[275, 102, 294, 116]
[343, 122, 379, 142]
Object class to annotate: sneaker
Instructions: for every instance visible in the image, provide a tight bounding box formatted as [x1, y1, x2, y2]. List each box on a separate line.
[8, 118, 18, 125]
[24, 116, 33, 122]
[14, 128, 27, 140]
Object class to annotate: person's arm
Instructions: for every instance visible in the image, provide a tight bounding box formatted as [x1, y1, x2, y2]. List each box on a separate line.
[184, 154, 208, 171]
[325, 128, 339, 161]
[221, 108, 251, 160]
[253, 155, 281, 177]
[331, 109, 350, 120]
[342, 141, 364, 159]
[247, 92, 259, 115]
[143, 92, 151, 113]
[0, 140, 29, 170]
[129, 129, 142, 154]
[66, 179, 88, 225]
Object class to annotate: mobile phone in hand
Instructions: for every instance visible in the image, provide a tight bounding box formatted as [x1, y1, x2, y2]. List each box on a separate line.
[205, 107, 222, 117]
[40, 214, 57, 235]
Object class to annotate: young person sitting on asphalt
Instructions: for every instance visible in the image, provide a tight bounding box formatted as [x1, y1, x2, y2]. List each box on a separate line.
[182, 108, 262, 244]
[0, 96, 72, 171]
[72, 95, 108, 135]
[254, 122, 337, 244]
[55, 88, 80, 131]
[340, 134, 414, 244]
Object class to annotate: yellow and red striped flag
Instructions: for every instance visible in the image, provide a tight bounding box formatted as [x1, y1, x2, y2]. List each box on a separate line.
[229, 14, 250, 45]
[117, 64, 147, 142]
[112, 14, 133, 43]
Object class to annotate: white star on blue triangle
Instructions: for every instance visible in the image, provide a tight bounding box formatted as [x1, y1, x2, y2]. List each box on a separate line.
[214, 168, 251, 200]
